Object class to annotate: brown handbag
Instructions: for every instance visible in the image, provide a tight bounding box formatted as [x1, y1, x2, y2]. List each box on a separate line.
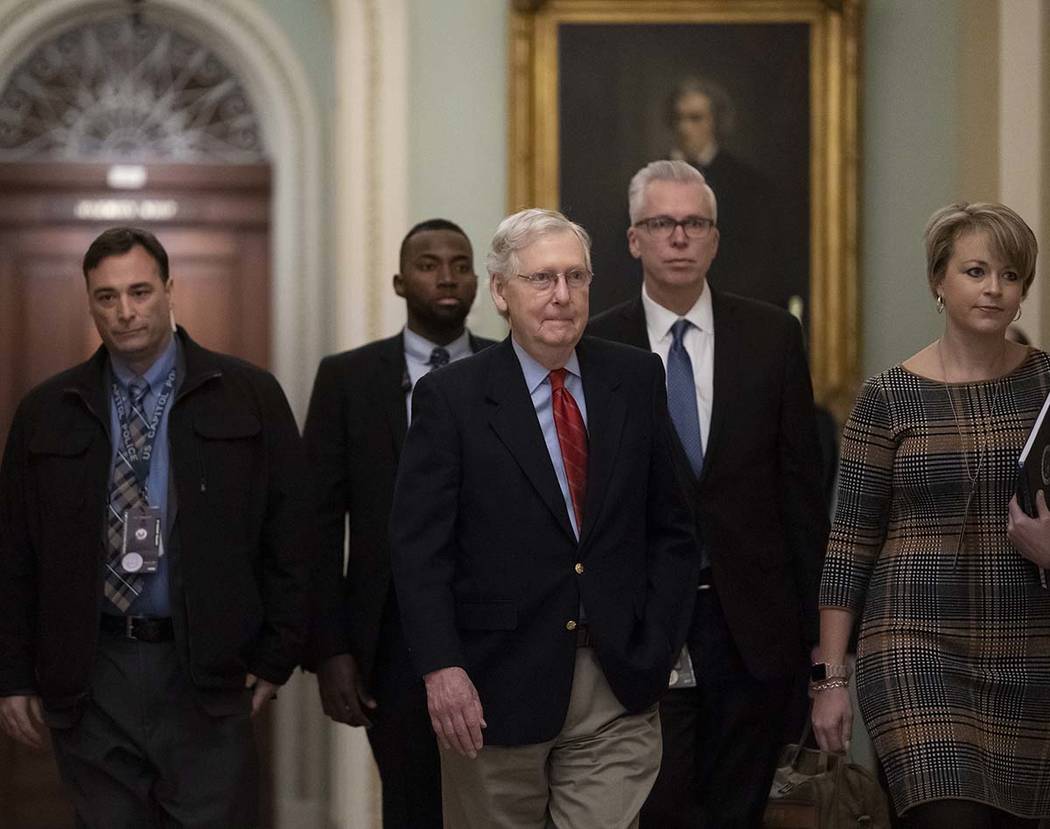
[763, 722, 891, 829]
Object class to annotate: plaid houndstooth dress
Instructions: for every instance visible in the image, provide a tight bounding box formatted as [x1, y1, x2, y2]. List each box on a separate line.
[819, 350, 1050, 818]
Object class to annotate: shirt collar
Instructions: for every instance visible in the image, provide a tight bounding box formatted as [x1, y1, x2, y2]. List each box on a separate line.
[403, 326, 472, 364]
[109, 333, 177, 390]
[510, 337, 582, 394]
[642, 281, 713, 343]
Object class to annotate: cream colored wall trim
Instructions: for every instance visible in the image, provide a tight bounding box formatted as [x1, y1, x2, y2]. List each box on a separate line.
[0, 2, 328, 828]
[333, 0, 410, 350]
[999, 0, 1045, 344]
[329, 1, 409, 826]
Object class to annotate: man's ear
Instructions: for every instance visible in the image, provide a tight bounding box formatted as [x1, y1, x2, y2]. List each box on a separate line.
[393, 273, 405, 298]
[166, 278, 176, 331]
[627, 227, 641, 260]
[490, 275, 509, 315]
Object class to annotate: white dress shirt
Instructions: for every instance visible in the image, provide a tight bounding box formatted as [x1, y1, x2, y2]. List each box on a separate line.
[641, 281, 714, 451]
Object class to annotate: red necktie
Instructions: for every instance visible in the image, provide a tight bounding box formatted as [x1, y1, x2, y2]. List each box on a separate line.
[550, 368, 588, 531]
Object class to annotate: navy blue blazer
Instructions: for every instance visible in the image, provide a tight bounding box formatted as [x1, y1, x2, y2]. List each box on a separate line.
[390, 336, 697, 746]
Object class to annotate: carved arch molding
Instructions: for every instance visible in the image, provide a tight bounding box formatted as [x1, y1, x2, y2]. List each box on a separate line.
[0, 13, 266, 162]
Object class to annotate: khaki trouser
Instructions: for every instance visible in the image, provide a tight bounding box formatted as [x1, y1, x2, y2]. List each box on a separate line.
[440, 647, 662, 829]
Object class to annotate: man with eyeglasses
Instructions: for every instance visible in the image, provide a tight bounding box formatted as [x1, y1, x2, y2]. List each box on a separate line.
[588, 160, 829, 828]
[302, 219, 494, 828]
[391, 208, 697, 828]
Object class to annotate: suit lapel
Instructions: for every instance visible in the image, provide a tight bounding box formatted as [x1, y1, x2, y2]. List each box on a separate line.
[378, 334, 409, 457]
[486, 340, 577, 542]
[576, 340, 625, 547]
[618, 298, 650, 350]
[702, 289, 735, 482]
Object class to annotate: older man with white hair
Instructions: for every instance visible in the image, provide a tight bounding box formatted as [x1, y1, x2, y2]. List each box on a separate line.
[390, 208, 697, 828]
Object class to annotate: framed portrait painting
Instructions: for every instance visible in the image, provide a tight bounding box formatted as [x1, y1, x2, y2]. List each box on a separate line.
[509, 0, 862, 407]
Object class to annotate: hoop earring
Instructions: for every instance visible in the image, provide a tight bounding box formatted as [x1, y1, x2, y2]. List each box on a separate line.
[936, 295, 944, 314]
[1014, 307, 1022, 322]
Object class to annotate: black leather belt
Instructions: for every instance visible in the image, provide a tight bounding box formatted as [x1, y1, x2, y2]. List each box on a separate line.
[576, 624, 595, 648]
[100, 614, 174, 643]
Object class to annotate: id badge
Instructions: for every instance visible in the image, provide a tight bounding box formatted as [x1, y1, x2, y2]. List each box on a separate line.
[669, 645, 697, 689]
[120, 507, 163, 574]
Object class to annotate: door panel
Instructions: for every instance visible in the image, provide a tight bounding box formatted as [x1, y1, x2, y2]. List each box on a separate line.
[0, 162, 273, 828]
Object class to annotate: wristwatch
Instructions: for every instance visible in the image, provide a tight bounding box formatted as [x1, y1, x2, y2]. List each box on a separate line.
[809, 662, 850, 682]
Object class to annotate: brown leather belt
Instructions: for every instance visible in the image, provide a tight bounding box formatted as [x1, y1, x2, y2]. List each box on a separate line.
[100, 614, 174, 643]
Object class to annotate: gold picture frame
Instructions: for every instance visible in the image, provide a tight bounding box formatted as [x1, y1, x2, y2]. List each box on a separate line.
[508, 0, 862, 409]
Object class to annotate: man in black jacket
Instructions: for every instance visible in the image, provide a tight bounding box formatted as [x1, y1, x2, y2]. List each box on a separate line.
[587, 161, 828, 828]
[391, 209, 697, 828]
[303, 219, 493, 827]
[0, 227, 311, 828]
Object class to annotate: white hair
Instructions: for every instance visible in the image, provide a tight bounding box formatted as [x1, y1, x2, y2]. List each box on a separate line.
[486, 208, 592, 280]
[627, 159, 718, 224]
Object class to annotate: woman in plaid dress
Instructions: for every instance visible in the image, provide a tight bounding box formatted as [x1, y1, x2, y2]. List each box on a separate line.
[812, 203, 1050, 828]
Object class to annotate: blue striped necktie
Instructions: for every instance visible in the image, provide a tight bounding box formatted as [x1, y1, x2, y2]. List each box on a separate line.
[666, 319, 704, 478]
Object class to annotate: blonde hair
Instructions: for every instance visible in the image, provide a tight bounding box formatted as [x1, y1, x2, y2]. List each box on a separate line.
[924, 202, 1038, 298]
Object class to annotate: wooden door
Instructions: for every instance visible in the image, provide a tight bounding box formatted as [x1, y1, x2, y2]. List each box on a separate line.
[0, 161, 273, 828]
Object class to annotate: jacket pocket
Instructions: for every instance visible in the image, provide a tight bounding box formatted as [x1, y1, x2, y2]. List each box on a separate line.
[193, 413, 261, 440]
[28, 427, 95, 510]
[455, 601, 517, 631]
[192, 412, 261, 495]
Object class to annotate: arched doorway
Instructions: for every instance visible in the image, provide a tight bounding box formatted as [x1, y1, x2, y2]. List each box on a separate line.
[0, 3, 324, 825]
[0, 14, 273, 439]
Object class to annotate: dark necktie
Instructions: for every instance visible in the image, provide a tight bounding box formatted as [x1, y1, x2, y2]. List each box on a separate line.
[549, 368, 588, 532]
[667, 319, 704, 478]
[427, 346, 450, 371]
[104, 380, 149, 612]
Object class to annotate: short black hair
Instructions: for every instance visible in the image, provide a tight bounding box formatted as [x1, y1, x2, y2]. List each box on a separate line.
[398, 219, 470, 273]
[83, 227, 170, 283]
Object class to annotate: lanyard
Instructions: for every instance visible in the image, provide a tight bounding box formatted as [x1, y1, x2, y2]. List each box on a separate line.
[112, 367, 177, 493]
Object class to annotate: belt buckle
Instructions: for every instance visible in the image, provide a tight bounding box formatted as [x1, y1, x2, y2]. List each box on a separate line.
[125, 616, 136, 638]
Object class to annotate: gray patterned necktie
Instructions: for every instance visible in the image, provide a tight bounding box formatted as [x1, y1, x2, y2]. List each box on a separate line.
[427, 346, 451, 371]
[103, 380, 149, 612]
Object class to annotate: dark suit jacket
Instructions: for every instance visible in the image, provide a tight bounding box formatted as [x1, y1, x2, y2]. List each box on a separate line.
[389, 336, 698, 746]
[302, 331, 493, 684]
[587, 291, 829, 679]
[0, 328, 312, 715]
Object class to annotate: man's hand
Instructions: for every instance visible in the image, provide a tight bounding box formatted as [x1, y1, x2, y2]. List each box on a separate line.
[811, 687, 852, 754]
[317, 653, 377, 727]
[424, 666, 486, 759]
[1008, 492, 1050, 569]
[0, 694, 46, 750]
[245, 674, 280, 718]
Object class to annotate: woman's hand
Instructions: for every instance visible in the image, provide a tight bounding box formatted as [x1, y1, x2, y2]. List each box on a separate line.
[1008, 491, 1050, 568]
[811, 686, 852, 753]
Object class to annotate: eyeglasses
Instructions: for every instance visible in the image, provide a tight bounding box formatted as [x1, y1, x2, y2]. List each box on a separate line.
[633, 215, 716, 239]
[512, 269, 593, 291]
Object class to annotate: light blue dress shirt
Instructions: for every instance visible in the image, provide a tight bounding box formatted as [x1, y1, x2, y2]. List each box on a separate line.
[403, 327, 473, 421]
[510, 338, 588, 540]
[107, 335, 178, 616]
